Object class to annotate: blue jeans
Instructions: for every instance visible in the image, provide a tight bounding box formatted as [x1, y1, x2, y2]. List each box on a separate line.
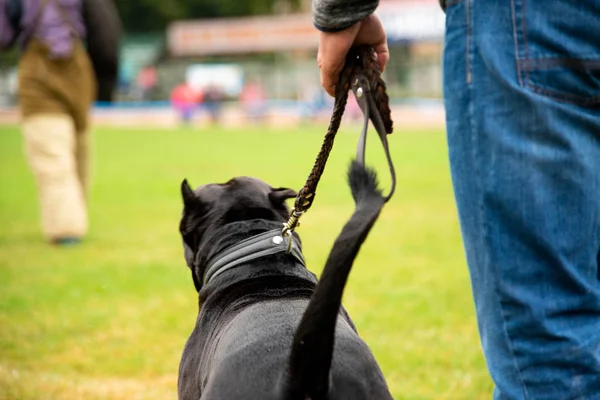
[443, 1, 600, 398]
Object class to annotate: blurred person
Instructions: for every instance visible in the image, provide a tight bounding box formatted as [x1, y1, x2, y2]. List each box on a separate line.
[0, 0, 121, 245]
[134, 64, 157, 101]
[203, 84, 225, 125]
[298, 83, 330, 123]
[313, 0, 600, 399]
[170, 81, 201, 126]
[118, 60, 136, 94]
[239, 78, 268, 123]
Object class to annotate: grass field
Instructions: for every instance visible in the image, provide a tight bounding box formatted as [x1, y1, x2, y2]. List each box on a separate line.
[0, 123, 493, 399]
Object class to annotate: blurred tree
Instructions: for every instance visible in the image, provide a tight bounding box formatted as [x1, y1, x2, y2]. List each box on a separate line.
[115, 0, 301, 33]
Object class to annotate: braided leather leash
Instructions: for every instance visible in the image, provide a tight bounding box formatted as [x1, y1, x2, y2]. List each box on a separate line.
[282, 46, 396, 244]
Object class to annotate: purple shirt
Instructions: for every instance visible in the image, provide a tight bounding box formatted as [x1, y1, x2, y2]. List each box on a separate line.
[0, 0, 85, 58]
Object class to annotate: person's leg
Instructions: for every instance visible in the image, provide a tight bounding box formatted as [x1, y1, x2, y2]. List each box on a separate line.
[22, 114, 88, 242]
[71, 42, 96, 201]
[75, 128, 92, 200]
[444, 0, 600, 398]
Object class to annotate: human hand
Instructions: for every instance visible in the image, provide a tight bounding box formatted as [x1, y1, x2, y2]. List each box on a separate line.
[317, 13, 389, 96]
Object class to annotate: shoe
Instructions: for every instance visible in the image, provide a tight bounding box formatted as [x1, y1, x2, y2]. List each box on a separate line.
[51, 237, 82, 246]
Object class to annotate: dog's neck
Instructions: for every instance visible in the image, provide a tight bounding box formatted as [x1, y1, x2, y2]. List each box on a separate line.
[195, 219, 317, 313]
[199, 219, 290, 261]
[196, 219, 310, 284]
[202, 228, 305, 284]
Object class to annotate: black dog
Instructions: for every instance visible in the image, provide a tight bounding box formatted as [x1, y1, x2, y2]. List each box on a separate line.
[177, 161, 393, 400]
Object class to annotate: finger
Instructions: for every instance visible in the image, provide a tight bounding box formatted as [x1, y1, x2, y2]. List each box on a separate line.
[317, 47, 341, 97]
[320, 66, 339, 97]
[354, 14, 389, 73]
[319, 40, 351, 96]
[317, 25, 360, 96]
[373, 43, 390, 73]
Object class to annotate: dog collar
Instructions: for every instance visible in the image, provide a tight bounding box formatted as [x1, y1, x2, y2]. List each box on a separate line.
[203, 229, 306, 284]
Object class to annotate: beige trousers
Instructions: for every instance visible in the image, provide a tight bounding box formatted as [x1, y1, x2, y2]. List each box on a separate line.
[18, 40, 96, 241]
[22, 114, 91, 240]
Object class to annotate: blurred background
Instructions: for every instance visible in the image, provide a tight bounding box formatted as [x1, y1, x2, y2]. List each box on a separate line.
[0, 1, 493, 399]
[0, 0, 445, 128]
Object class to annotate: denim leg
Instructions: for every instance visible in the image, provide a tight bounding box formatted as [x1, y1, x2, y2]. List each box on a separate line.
[444, 1, 600, 399]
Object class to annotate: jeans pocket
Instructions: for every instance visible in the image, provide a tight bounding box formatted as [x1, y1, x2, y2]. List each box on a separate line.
[511, 0, 600, 106]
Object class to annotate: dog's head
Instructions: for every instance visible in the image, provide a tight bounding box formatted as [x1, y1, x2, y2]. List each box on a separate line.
[179, 177, 297, 289]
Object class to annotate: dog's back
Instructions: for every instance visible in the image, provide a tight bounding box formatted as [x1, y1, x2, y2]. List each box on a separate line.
[182, 299, 388, 400]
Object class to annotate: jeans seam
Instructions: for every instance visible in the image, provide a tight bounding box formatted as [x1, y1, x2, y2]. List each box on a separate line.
[522, 0, 531, 87]
[499, 1, 531, 397]
[466, 0, 471, 84]
[510, 0, 524, 87]
[525, 82, 600, 106]
[464, 7, 495, 397]
[522, 58, 600, 69]
[597, 246, 600, 283]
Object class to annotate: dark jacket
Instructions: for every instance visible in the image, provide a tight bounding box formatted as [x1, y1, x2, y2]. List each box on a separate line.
[312, 0, 445, 31]
[1, 0, 121, 102]
[82, 0, 122, 102]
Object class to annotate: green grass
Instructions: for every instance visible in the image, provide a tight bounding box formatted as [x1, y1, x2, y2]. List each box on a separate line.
[0, 123, 493, 399]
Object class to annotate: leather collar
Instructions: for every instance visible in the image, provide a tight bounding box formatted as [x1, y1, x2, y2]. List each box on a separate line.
[203, 229, 305, 285]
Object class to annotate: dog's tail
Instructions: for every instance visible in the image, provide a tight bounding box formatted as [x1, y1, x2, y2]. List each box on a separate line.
[284, 160, 386, 400]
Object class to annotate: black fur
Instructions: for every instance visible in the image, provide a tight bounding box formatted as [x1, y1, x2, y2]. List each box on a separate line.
[177, 165, 392, 400]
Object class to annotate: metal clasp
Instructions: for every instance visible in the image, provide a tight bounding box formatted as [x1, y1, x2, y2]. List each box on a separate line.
[282, 209, 303, 252]
[352, 76, 370, 98]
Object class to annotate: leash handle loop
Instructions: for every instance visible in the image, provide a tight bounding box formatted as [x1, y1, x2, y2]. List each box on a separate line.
[283, 46, 396, 243]
[352, 74, 396, 202]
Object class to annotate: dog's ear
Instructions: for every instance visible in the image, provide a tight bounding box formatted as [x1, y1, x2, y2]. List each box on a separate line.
[181, 179, 199, 209]
[269, 187, 297, 205]
[180, 179, 205, 242]
[180, 179, 210, 292]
